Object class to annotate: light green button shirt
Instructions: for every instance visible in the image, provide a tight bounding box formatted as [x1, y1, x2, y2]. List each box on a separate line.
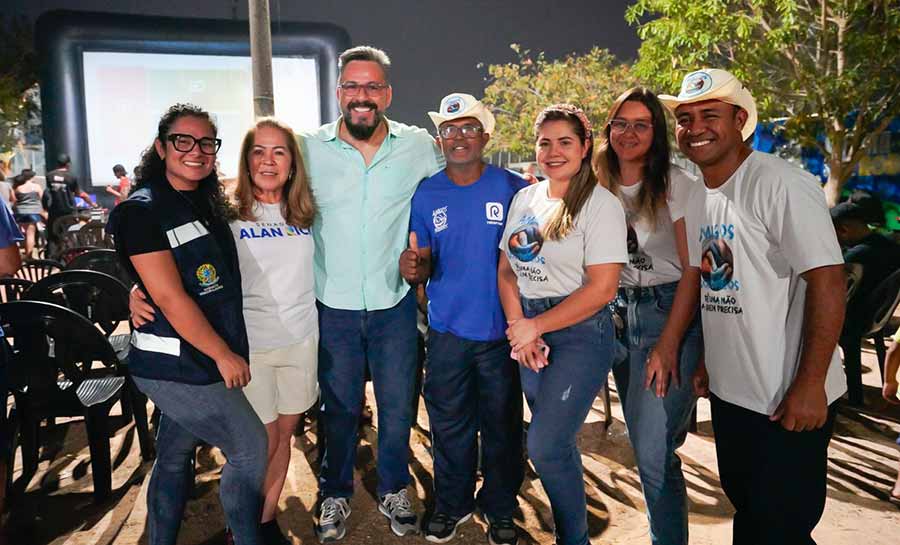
[299, 118, 443, 311]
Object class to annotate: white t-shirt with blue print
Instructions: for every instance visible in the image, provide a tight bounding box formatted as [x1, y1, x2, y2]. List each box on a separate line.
[501, 181, 628, 299]
[410, 165, 528, 342]
[231, 201, 317, 352]
[685, 151, 846, 415]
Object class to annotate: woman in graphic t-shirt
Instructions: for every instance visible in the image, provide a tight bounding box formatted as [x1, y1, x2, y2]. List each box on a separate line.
[593, 87, 702, 545]
[498, 104, 627, 545]
[131, 117, 317, 545]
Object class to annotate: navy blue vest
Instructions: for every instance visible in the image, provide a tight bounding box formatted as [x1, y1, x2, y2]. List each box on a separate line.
[108, 179, 248, 384]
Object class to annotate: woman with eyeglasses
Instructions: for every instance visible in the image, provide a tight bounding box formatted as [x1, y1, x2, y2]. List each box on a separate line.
[498, 104, 627, 545]
[107, 103, 268, 545]
[593, 87, 701, 545]
[128, 116, 318, 545]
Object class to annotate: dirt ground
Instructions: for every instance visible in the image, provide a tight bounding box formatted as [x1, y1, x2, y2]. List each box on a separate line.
[5, 341, 900, 545]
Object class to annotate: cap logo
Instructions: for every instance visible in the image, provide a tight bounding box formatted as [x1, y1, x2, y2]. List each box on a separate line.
[682, 71, 713, 98]
[444, 96, 464, 114]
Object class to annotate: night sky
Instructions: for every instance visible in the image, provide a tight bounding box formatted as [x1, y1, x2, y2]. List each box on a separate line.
[9, 0, 641, 129]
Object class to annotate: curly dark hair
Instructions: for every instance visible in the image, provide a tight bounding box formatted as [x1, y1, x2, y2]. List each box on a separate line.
[132, 103, 236, 220]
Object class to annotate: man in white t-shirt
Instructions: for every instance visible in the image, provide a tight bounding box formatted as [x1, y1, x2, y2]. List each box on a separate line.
[660, 69, 846, 545]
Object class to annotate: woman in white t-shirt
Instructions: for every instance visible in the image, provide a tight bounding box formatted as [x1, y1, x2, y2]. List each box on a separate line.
[132, 117, 316, 545]
[498, 104, 627, 545]
[593, 87, 701, 545]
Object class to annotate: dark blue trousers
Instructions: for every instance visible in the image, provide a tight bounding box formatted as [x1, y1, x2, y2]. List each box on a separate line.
[317, 290, 419, 499]
[423, 330, 524, 518]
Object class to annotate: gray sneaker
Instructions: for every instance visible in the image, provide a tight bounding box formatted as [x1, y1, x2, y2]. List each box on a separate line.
[315, 497, 351, 543]
[378, 489, 419, 536]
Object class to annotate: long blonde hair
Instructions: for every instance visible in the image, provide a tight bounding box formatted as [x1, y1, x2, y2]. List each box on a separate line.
[534, 104, 597, 241]
[234, 117, 315, 228]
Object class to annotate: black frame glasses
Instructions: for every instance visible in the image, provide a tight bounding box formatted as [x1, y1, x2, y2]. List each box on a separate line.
[337, 82, 390, 96]
[438, 125, 484, 139]
[166, 133, 222, 155]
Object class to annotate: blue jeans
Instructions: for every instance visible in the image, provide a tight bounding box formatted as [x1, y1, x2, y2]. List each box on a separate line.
[612, 282, 701, 545]
[423, 330, 523, 518]
[317, 289, 418, 498]
[132, 376, 268, 545]
[519, 296, 615, 545]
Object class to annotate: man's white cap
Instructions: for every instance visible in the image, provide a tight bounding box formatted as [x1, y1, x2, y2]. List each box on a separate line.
[658, 68, 757, 141]
[428, 93, 496, 135]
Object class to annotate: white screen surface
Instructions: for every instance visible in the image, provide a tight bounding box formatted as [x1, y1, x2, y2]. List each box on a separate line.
[82, 51, 320, 186]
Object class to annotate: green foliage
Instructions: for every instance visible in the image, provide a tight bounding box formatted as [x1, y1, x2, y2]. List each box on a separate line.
[626, 0, 900, 199]
[0, 16, 39, 154]
[481, 45, 637, 156]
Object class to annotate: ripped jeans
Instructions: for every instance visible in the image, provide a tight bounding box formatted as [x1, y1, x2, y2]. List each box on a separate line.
[519, 296, 615, 545]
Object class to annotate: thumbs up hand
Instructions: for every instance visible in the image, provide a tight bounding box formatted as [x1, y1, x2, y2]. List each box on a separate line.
[400, 231, 425, 284]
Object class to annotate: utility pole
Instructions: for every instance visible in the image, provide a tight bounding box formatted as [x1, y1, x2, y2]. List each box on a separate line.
[248, 0, 275, 118]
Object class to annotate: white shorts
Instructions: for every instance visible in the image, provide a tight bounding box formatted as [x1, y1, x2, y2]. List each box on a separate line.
[243, 335, 319, 424]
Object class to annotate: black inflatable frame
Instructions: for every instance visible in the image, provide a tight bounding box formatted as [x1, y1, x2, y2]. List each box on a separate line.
[36, 9, 349, 194]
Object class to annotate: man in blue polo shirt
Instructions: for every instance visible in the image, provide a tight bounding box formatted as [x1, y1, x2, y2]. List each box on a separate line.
[400, 93, 527, 545]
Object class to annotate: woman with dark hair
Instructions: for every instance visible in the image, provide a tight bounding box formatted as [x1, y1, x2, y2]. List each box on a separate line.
[498, 104, 627, 545]
[129, 117, 317, 545]
[12, 169, 45, 258]
[593, 87, 701, 545]
[107, 103, 267, 545]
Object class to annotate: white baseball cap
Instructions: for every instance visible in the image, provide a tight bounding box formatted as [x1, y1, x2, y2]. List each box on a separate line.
[428, 93, 496, 135]
[659, 68, 757, 141]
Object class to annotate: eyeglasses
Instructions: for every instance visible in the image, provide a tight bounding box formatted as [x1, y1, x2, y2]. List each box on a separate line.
[609, 120, 653, 135]
[338, 82, 390, 96]
[438, 125, 484, 139]
[166, 133, 222, 155]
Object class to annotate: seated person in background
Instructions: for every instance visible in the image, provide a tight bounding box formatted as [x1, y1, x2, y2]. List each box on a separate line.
[832, 201, 900, 405]
[882, 333, 900, 503]
[847, 190, 886, 227]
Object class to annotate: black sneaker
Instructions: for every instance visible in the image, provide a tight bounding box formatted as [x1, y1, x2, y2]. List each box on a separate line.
[423, 511, 472, 543]
[486, 514, 519, 545]
[260, 519, 291, 545]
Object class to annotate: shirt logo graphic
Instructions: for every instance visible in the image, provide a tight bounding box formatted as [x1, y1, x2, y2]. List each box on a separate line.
[196, 263, 218, 287]
[196, 263, 224, 295]
[486, 202, 504, 224]
[433, 206, 448, 233]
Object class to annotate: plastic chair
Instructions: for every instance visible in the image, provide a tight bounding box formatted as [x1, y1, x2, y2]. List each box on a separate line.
[58, 245, 101, 266]
[841, 268, 900, 402]
[65, 249, 133, 287]
[0, 278, 33, 303]
[13, 259, 63, 283]
[24, 270, 155, 459]
[861, 269, 900, 377]
[1, 300, 125, 501]
[845, 263, 864, 301]
[66, 221, 113, 249]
